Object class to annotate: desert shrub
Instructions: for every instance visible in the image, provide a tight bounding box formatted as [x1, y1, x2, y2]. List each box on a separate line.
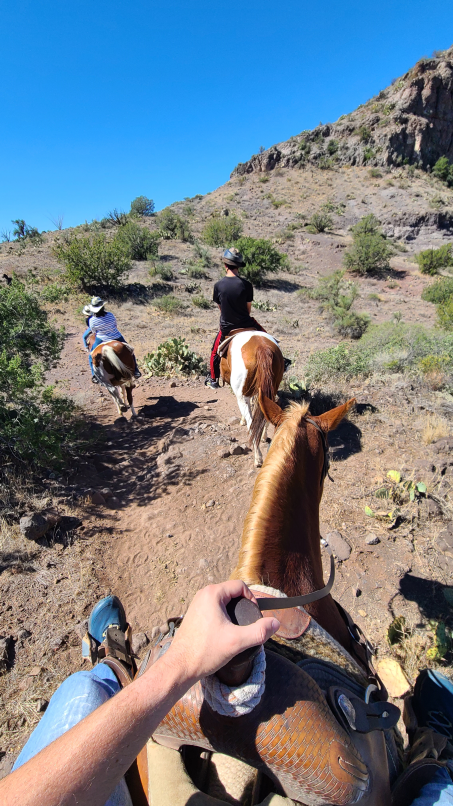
[305, 322, 453, 382]
[106, 209, 129, 226]
[369, 168, 382, 178]
[433, 156, 453, 186]
[308, 270, 369, 339]
[152, 294, 185, 314]
[186, 263, 208, 279]
[192, 295, 211, 309]
[142, 338, 206, 376]
[234, 236, 289, 286]
[358, 125, 372, 143]
[115, 221, 159, 260]
[157, 209, 192, 242]
[185, 282, 201, 294]
[202, 214, 243, 247]
[148, 264, 173, 281]
[415, 244, 453, 275]
[437, 298, 453, 330]
[11, 219, 43, 244]
[344, 215, 392, 275]
[254, 299, 277, 311]
[193, 241, 211, 267]
[306, 211, 333, 233]
[40, 282, 71, 303]
[327, 140, 339, 155]
[422, 277, 453, 305]
[0, 278, 80, 468]
[130, 195, 154, 217]
[54, 234, 131, 291]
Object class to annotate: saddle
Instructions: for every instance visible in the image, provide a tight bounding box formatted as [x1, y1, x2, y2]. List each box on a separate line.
[217, 329, 279, 359]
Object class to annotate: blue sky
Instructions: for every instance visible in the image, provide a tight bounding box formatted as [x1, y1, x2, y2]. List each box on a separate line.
[1, 0, 452, 235]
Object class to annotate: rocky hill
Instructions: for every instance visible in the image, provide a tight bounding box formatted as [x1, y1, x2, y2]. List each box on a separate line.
[233, 45, 453, 176]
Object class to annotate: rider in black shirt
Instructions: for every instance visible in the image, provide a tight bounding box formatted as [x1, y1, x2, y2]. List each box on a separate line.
[206, 248, 264, 389]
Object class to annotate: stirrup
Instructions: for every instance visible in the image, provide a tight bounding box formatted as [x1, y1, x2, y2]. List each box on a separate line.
[82, 625, 136, 676]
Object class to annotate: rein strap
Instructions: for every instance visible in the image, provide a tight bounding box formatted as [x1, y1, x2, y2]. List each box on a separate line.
[256, 541, 335, 610]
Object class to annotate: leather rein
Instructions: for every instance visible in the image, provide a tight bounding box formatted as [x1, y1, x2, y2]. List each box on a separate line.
[257, 415, 334, 612]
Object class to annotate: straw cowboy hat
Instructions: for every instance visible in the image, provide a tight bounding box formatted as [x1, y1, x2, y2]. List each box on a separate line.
[88, 296, 106, 313]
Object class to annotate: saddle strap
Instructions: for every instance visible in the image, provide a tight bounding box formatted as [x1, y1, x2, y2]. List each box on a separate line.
[256, 541, 335, 610]
[334, 602, 386, 698]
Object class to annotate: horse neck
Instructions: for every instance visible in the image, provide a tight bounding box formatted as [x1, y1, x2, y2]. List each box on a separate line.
[235, 423, 325, 596]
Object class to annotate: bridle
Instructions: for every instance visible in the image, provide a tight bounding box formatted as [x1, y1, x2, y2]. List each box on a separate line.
[256, 415, 334, 611]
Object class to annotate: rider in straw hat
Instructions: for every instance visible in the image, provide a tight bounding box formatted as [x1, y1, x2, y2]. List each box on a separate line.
[82, 297, 141, 383]
[206, 248, 265, 389]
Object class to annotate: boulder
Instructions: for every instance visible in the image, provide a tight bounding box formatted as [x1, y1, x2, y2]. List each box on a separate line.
[435, 524, 453, 557]
[89, 491, 106, 505]
[131, 632, 149, 655]
[376, 658, 410, 698]
[325, 530, 351, 561]
[20, 513, 50, 541]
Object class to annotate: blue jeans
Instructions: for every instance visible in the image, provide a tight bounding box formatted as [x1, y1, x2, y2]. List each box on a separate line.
[411, 768, 453, 805]
[12, 665, 132, 806]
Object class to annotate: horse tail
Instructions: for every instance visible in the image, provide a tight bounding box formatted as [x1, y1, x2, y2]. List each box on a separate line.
[249, 340, 275, 447]
[101, 344, 134, 383]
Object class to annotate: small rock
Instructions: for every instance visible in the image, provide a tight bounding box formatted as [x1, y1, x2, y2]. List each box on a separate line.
[358, 609, 367, 618]
[19, 513, 49, 541]
[354, 588, 362, 597]
[74, 620, 88, 638]
[159, 623, 170, 636]
[17, 629, 31, 643]
[228, 416, 240, 425]
[106, 497, 120, 510]
[240, 444, 250, 454]
[230, 444, 245, 456]
[165, 533, 173, 538]
[0, 637, 12, 670]
[29, 666, 42, 676]
[199, 558, 209, 569]
[100, 488, 114, 500]
[151, 626, 160, 639]
[435, 525, 453, 557]
[204, 406, 211, 411]
[376, 658, 410, 697]
[205, 499, 215, 508]
[218, 449, 230, 459]
[89, 491, 106, 505]
[131, 632, 149, 655]
[36, 699, 48, 713]
[365, 533, 381, 546]
[170, 381, 177, 388]
[325, 530, 351, 561]
[426, 498, 442, 518]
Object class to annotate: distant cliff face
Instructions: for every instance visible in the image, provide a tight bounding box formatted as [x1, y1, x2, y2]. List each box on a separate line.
[232, 47, 453, 177]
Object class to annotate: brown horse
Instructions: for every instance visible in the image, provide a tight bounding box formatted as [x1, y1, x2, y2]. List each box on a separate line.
[232, 392, 356, 654]
[87, 332, 137, 418]
[220, 331, 284, 467]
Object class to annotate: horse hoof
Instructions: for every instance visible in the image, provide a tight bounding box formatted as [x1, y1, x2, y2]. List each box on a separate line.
[255, 460, 262, 468]
[120, 405, 128, 413]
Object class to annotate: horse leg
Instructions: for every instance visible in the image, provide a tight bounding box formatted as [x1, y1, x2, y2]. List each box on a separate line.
[261, 421, 269, 443]
[237, 394, 263, 468]
[111, 390, 124, 416]
[126, 386, 136, 418]
[240, 416, 246, 426]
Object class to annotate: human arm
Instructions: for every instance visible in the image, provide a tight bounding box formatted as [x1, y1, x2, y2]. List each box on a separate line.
[0, 581, 279, 806]
[82, 327, 92, 349]
[247, 302, 252, 314]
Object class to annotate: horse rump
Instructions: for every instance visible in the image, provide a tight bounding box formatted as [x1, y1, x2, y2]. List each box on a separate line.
[249, 341, 278, 448]
[101, 344, 134, 385]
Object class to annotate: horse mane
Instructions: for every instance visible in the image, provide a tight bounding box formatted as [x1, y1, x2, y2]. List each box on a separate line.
[101, 344, 134, 382]
[232, 400, 310, 585]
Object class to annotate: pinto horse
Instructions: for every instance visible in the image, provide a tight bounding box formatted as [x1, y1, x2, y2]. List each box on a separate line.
[220, 331, 284, 467]
[87, 332, 137, 418]
[232, 392, 357, 655]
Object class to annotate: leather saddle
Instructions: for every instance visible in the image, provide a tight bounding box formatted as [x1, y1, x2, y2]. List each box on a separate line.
[152, 643, 398, 806]
[217, 328, 262, 359]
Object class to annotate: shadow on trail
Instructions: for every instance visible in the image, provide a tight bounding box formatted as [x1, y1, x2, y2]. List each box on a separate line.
[398, 573, 453, 625]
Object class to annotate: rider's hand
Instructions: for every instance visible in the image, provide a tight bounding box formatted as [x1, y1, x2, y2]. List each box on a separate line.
[164, 580, 280, 684]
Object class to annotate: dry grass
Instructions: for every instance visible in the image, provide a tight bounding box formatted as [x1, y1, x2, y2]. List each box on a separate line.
[422, 415, 450, 445]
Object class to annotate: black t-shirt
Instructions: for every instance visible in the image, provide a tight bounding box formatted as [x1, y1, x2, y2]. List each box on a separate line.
[213, 275, 254, 333]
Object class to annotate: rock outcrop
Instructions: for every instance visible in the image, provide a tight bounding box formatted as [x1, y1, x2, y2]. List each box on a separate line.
[232, 47, 453, 177]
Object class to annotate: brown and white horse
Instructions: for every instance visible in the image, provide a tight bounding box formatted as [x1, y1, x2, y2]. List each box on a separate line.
[232, 392, 356, 652]
[87, 333, 137, 418]
[220, 331, 284, 467]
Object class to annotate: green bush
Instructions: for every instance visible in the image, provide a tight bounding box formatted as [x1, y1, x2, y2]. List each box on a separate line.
[142, 338, 206, 376]
[187, 263, 208, 279]
[115, 221, 160, 260]
[152, 294, 185, 314]
[415, 244, 453, 275]
[234, 236, 289, 286]
[0, 279, 79, 468]
[106, 209, 129, 226]
[306, 211, 333, 233]
[437, 298, 453, 330]
[193, 241, 211, 267]
[192, 295, 211, 309]
[148, 264, 173, 281]
[433, 156, 453, 186]
[305, 322, 453, 382]
[343, 215, 392, 275]
[358, 125, 372, 143]
[308, 270, 369, 339]
[54, 234, 131, 291]
[157, 209, 192, 242]
[40, 282, 71, 303]
[422, 277, 453, 305]
[202, 214, 243, 247]
[185, 282, 201, 294]
[327, 140, 339, 155]
[11, 219, 44, 244]
[130, 195, 155, 217]
[254, 299, 277, 311]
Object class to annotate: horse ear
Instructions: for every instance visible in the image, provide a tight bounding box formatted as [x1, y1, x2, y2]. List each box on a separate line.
[259, 390, 284, 426]
[316, 398, 356, 432]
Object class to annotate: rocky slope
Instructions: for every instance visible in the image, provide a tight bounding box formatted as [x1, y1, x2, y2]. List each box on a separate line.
[233, 46, 453, 175]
